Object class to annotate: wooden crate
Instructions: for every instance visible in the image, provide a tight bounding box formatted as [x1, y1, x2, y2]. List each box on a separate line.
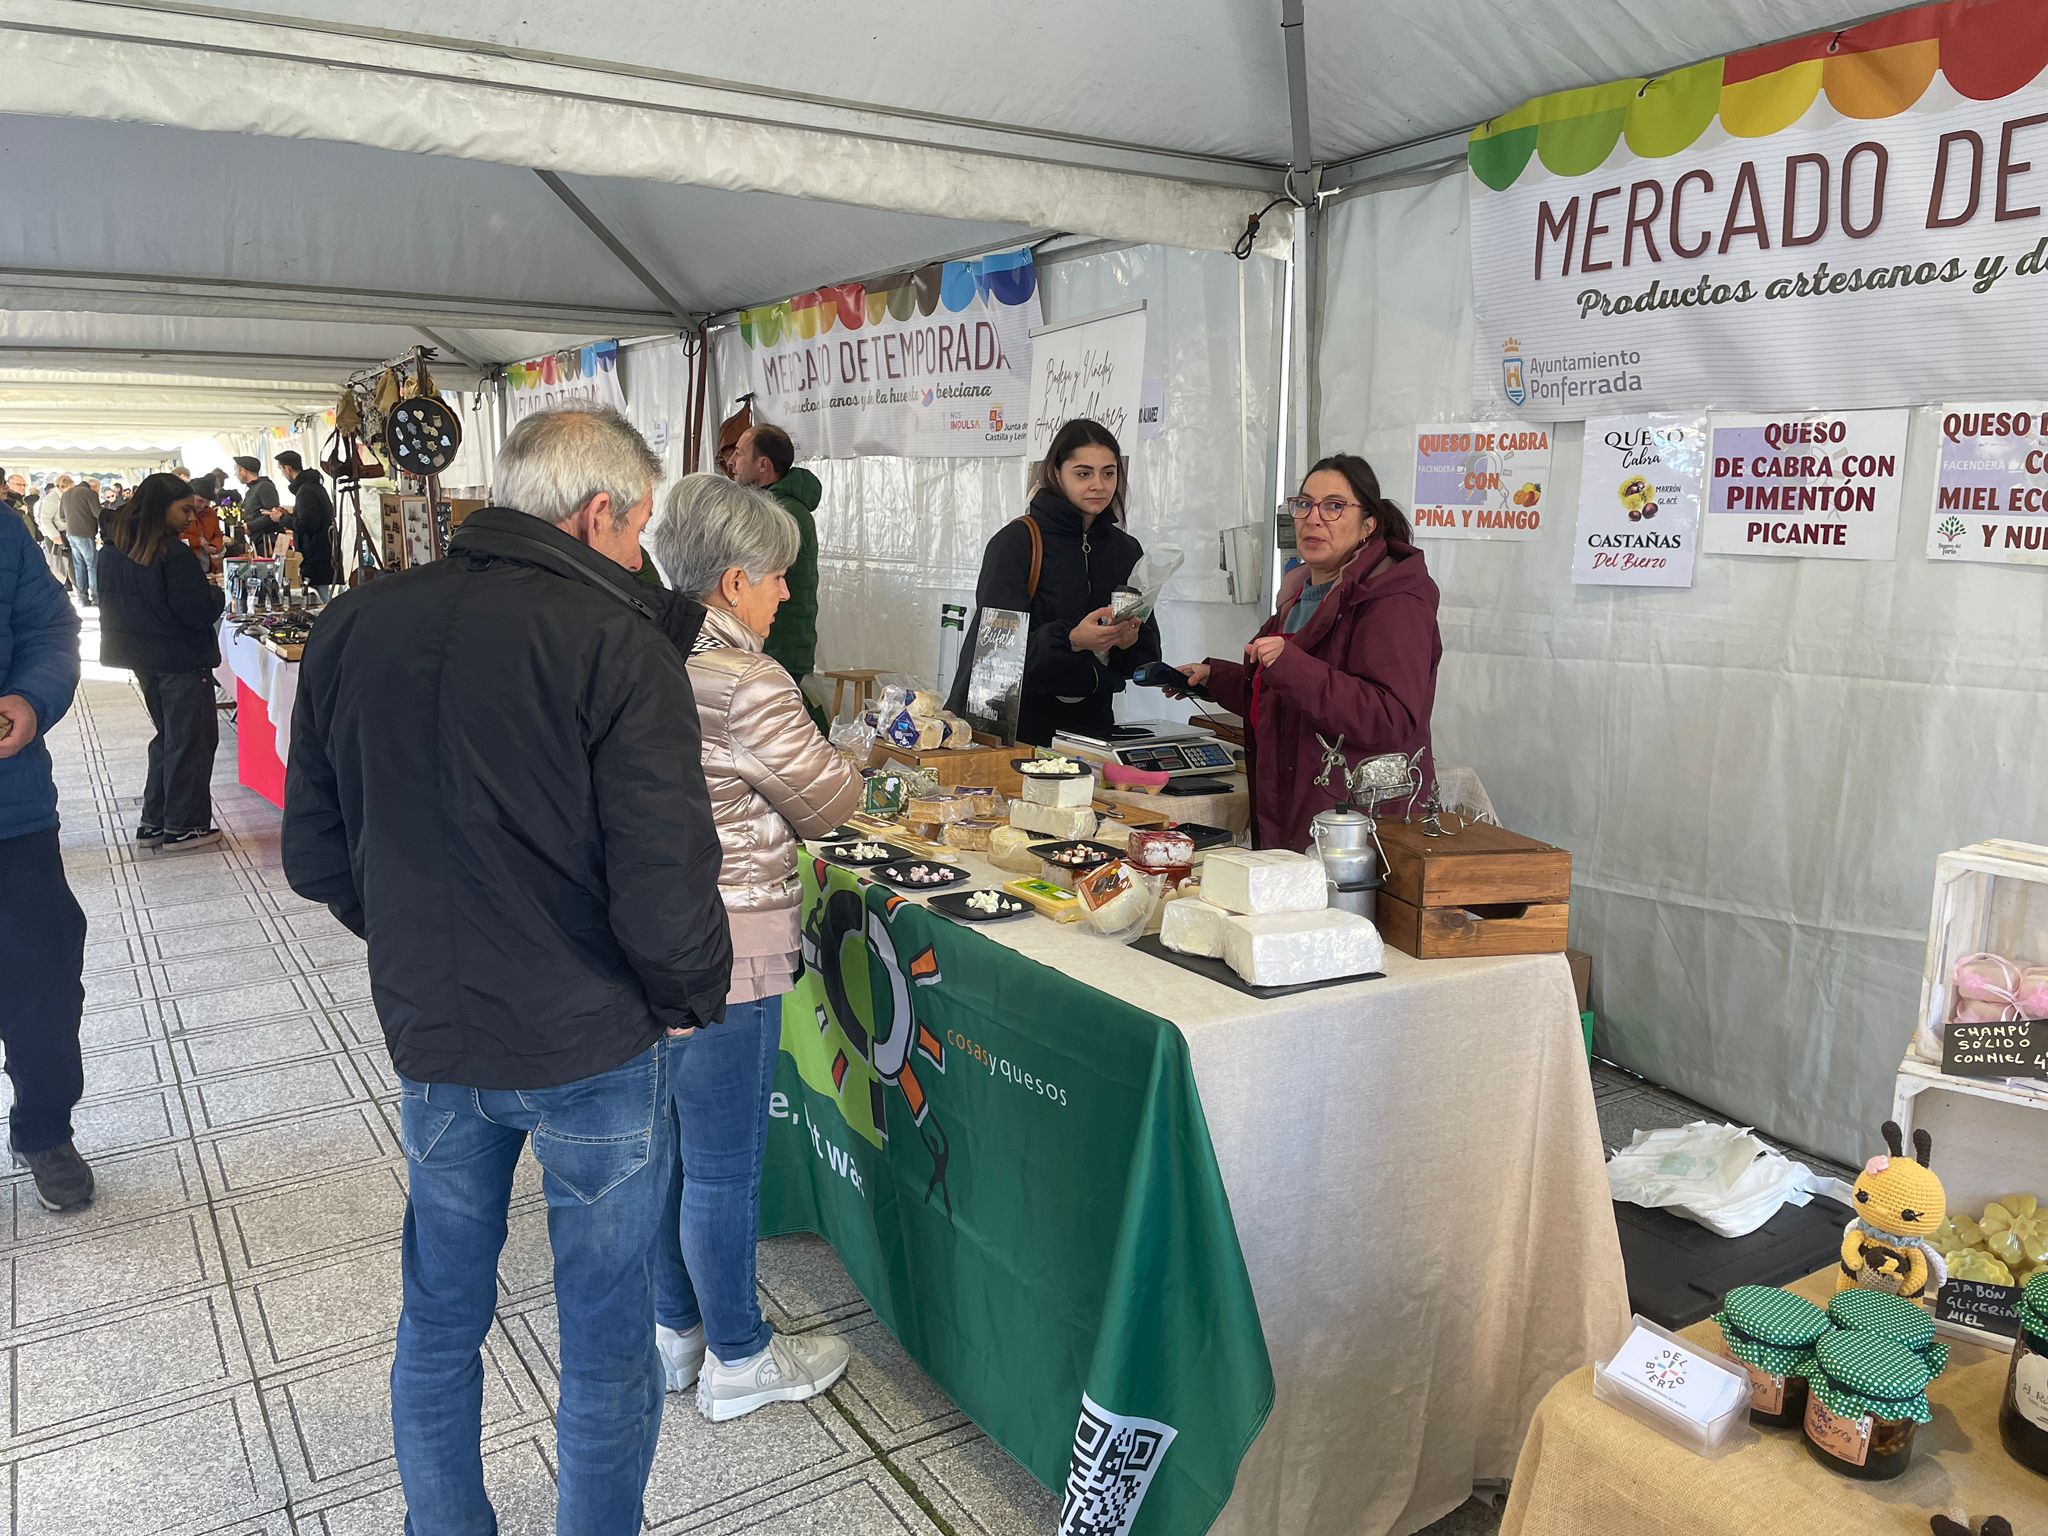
[867, 740, 1024, 797]
[1372, 817, 1572, 958]
[1911, 839, 2048, 1064]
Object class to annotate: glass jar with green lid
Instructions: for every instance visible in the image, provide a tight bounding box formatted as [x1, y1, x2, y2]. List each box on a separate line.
[1801, 1330, 1934, 1481]
[1715, 1286, 1831, 1427]
[1828, 1287, 1952, 1378]
[2001, 1271, 2048, 1475]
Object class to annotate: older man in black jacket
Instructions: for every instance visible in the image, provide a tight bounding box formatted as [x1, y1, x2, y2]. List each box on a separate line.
[282, 405, 730, 1536]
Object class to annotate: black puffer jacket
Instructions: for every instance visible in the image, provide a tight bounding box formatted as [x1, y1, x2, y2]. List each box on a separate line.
[281, 507, 733, 1089]
[284, 471, 337, 586]
[97, 538, 225, 673]
[945, 488, 1162, 746]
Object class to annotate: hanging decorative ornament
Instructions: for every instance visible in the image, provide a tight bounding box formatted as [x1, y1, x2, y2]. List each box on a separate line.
[384, 395, 464, 478]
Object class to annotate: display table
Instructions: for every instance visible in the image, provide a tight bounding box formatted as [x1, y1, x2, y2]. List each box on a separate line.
[1098, 772, 1251, 837]
[1499, 1270, 2036, 1535]
[765, 847, 1626, 1536]
[214, 618, 299, 808]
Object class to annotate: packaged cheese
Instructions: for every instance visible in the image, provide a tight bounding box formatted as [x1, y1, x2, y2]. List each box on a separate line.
[1201, 849, 1328, 916]
[1002, 877, 1084, 922]
[1021, 773, 1096, 808]
[914, 718, 947, 750]
[861, 774, 906, 817]
[942, 817, 1004, 852]
[906, 793, 968, 825]
[943, 716, 975, 748]
[988, 825, 1044, 873]
[907, 689, 945, 719]
[955, 785, 1002, 817]
[1159, 897, 1230, 958]
[1220, 909, 1383, 987]
[1077, 860, 1163, 943]
[1008, 800, 1097, 841]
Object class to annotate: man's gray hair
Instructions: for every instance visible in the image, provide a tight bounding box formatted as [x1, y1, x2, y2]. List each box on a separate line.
[651, 473, 799, 599]
[495, 405, 663, 529]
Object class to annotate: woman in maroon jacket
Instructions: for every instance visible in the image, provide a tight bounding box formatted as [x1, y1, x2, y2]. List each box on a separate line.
[1176, 454, 1442, 851]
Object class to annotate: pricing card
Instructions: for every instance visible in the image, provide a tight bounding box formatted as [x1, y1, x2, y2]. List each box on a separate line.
[1606, 1325, 1748, 1422]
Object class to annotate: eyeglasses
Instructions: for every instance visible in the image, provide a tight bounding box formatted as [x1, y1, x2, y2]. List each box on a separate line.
[1285, 496, 1363, 523]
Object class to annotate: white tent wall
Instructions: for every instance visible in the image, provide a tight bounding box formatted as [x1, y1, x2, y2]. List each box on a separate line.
[1314, 171, 2048, 1166]
[704, 245, 1285, 716]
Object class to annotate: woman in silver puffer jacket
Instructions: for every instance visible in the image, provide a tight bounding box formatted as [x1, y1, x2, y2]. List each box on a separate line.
[646, 473, 863, 1422]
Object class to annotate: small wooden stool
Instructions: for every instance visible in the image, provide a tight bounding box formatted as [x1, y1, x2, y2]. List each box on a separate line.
[821, 667, 884, 721]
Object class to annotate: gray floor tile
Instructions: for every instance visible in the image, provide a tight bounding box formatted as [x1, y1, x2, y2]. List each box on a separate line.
[638, 1394, 866, 1533]
[71, 1085, 191, 1154]
[139, 893, 267, 933]
[309, 965, 374, 1007]
[80, 934, 139, 973]
[82, 965, 148, 1011]
[827, 1315, 967, 1450]
[263, 1334, 542, 1501]
[224, 1164, 409, 1274]
[332, 1006, 383, 1050]
[349, 1048, 399, 1098]
[189, 1054, 369, 1132]
[277, 910, 357, 944]
[9, 1288, 248, 1440]
[67, 877, 126, 918]
[3, 1388, 286, 1536]
[176, 1015, 340, 1080]
[79, 1001, 162, 1051]
[198, 1103, 398, 1198]
[758, 1233, 872, 1332]
[300, 1436, 556, 1536]
[661, 1459, 944, 1536]
[170, 978, 318, 1032]
[896, 1426, 1060, 1536]
[156, 946, 293, 996]
[144, 919, 278, 961]
[10, 1141, 206, 1245]
[7, 1209, 223, 1332]
[248, 1245, 404, 1373]
[78, 1039, 170, 1099]
[293, 934, 369, 971]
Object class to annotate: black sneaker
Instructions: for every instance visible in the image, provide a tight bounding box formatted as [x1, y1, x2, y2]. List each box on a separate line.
[159, 827, 222, 853]
[135, 825, 165, 849]
[12, 1141, 95, 1212]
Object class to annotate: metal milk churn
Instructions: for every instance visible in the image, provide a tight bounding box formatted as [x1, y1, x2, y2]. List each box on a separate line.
[1310, 806, 1383, 921]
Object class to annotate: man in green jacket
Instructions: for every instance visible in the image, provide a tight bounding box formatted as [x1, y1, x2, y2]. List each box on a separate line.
[734, 424, 826, 728]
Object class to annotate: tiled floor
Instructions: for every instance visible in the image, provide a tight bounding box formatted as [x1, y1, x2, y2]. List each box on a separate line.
[21, 660, 1844, 1536]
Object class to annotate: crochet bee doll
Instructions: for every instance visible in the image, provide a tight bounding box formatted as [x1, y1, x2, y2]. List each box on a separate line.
[1840, 1121, 1948, 1302]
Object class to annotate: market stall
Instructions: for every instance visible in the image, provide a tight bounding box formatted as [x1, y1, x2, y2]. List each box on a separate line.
[1498, 1269, 2038, 1535]
[763, 832, 1627, 1536]
[214, 613, 301, 808]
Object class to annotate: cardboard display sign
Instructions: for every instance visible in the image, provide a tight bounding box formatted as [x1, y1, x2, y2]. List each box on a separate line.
[1703, 410, 1906, 560]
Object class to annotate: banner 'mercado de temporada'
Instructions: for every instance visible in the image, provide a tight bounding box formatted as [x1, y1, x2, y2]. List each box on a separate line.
[737, 249, 1041, 458]
[1470, 0, 2048, 418]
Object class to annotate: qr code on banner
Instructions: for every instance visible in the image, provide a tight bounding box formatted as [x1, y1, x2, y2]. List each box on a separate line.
[1058, 1393, 1179, 1536]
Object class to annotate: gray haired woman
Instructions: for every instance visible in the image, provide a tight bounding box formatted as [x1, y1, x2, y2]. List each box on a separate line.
[646, 472, 862, 1421]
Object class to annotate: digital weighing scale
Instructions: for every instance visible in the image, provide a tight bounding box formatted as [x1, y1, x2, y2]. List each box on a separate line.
[1050, 722, 1239, 783]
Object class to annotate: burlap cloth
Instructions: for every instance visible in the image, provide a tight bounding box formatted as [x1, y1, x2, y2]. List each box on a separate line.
[1500, 1270, 2041, 1534]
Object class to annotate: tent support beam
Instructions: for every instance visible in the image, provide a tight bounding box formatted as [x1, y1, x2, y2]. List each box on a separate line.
[0, 266, 675, 335]
[415, 327, 489, 373]
[1277, 0, 1321, 466]
[533, 171, 695, 332]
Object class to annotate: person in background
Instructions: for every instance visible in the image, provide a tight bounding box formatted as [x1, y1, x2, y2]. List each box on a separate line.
[945, 416, 1161, 745]
[281, 406, 731, 1536]
[730, 424, 823, 721]
[179, 471, 226, 576]
[4, 471, 34, 542]
[234, 456, 280, 554]
[1174, 453, 1441, 851]
[645, 473, 861, 1421]
[57, 475, 101, 606]
[35, 481, 72, 592]
[96, 474, 225, 852]
[0, 493, 93, 1213]
[263, 451, 338, 596]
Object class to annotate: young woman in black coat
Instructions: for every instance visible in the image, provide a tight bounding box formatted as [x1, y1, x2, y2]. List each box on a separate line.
[98, 474, 227, 851]
[945, 418, 1162, 746]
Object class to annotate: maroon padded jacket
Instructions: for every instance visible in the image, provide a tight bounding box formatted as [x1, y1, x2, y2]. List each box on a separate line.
[1203, 535, 1441, 851]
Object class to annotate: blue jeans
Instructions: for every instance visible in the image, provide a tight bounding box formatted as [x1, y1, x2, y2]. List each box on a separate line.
[394, 1042, 670, 1536]
[653, 995, 781, 1362]
[66, 535, 96, 602]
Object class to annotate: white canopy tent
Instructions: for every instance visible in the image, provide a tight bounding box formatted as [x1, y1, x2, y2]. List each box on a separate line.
[0, 0, 1952, 1163]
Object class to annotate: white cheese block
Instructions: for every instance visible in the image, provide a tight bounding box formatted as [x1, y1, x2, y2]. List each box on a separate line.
[1220, 909, 1383, 987]
[1200, 849, 1329, 915]
[1021, 773, 1096, 808]
[1007, 800, 1098, 841]
[1092, 820, 1133, 851]
[1159, 897, 1231, 959]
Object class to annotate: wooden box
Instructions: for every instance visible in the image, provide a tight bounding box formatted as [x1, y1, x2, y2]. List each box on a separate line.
[1371, 817, 1572, 958]
[1909, 839, 2048, 1064]
[867, 741, 1024, 797]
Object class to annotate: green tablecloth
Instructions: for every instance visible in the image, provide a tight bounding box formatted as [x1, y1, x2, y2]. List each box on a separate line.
[762, 857, 1274, 1536]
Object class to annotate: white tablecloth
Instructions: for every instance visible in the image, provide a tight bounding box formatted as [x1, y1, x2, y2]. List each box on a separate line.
[828, 844, 1630, 1536]
[215, 619, 300, 765]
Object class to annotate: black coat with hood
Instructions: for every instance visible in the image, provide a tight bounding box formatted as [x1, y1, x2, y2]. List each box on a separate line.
[281, 507, 732, 1090]
[944, 488, 1162, 746]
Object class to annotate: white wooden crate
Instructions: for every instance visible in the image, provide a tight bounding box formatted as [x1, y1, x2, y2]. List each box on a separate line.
[1911, 839, 2048, 1064]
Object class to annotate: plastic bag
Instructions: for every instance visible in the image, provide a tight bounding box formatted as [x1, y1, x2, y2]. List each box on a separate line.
[1109, 546, 1186, 624]
[1606, 1121, 1854, 1239]
[1076, 860, 1166, 946]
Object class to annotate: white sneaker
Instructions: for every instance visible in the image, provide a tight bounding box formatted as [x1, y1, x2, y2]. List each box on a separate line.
[695, 1331, 849, 1423]
[656, 1323, 705, 1392]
